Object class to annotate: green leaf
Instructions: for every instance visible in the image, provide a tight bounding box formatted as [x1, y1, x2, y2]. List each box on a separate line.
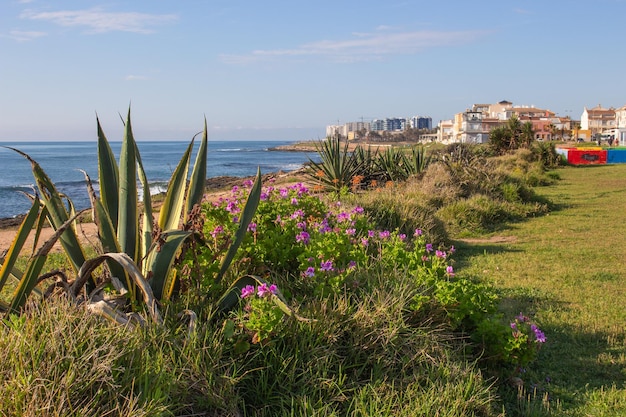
[8, 209, 87, 315]
[0, 199, 40, 292]
[80, 170, 132, 296]
[144, 230, 193, 300]
[158, 140, 193, 231]
[185, 119, 208, 221]
[5, 147, 87, 278]
[117, 108, 138, 261]
[215, 168, 262, 283]
[97, 115, 120, 228]
[134, 140, 154, 262]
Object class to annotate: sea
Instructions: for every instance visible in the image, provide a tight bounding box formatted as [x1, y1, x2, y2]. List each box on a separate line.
[0, 140, 318, 220]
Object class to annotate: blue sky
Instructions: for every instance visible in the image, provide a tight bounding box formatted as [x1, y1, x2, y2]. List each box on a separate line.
[2, 0, 625, 141]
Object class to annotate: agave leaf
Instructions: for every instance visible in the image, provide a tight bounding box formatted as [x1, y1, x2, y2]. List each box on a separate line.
[0, 199, 40, 292]
[74, 252, 162, 324]
[158, 140, 193, 231]
[213, 274, 313, 322]
[215, 168, 262, 283]
[5, 147, 87, 276]
[80, 170, 133, 296]
[134, 140, 153, 262]
[97, 116, 120, 228]
[8, 209, 87, 315]
[87, 300, 135, 327]
[185, 120, 208, 222]
[117, 108, 139, 261]
[144, 230, 193, 300]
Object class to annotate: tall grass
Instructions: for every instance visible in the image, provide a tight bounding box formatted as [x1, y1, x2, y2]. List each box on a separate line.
[229, 264, 498, 416]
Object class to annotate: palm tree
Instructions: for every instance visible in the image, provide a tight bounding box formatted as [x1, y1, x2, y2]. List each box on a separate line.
[506, 115, 522, 149]
[521, 122, 535, 148]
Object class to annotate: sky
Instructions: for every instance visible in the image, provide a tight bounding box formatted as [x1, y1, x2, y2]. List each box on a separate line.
[1, 0, 626, 142]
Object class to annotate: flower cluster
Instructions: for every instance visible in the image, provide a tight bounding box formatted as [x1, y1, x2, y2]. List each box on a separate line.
[241, 283, 278, 299]
[511, 313, 547, 344]
[237, 282, 283, 344]
[505, 313, 547, 370]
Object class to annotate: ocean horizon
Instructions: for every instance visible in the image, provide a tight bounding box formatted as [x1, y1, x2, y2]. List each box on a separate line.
[0, 140, 318, 220]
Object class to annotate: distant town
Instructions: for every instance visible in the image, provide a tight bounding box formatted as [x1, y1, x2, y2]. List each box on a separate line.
[326, 100, 626, 146]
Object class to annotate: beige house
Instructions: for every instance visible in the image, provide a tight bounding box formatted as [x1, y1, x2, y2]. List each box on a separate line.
[580, 105, 616, 137]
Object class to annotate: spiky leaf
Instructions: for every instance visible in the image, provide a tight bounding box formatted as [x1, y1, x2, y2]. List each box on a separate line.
[158, 140, 193, 231]
[117, 108, 138, 261]
[185, 120, 208, 221]
[216, 168, 262, 283]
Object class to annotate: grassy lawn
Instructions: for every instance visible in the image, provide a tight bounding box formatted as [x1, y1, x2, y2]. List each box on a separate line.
[455, 164, 626, 416]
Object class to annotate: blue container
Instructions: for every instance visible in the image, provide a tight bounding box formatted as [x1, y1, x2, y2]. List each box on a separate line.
[607, 149, 626, 164]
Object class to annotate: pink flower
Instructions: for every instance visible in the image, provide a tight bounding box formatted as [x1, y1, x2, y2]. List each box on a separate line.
[257, 283, 277, 297]
[446, 265, 455, 276]
[241, 285, 255, 299]
[320, 260, 334, 272]
[210, 225, 224, 238]
[296, 231, 310, 244]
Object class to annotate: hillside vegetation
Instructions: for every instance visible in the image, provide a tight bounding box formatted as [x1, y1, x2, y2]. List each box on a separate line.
[1, 131, 624, 416]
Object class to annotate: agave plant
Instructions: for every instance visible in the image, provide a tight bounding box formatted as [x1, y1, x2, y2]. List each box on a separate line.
[306, 136, 364, 194]
[0, 110, 204, 314]
[0, 109, 307, 331]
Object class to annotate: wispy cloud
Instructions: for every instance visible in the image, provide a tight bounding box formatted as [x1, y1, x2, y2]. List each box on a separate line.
[20, 7, 178, 34]
[220, 28, 489, 64]
[8, 30, 47, 42]
[125, 74, 148, 81]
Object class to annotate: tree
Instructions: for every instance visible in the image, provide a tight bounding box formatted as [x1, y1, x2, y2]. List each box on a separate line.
[506, 115, 522, 149]
[521, 122, 535, 148]
[488, 126, 510, 155]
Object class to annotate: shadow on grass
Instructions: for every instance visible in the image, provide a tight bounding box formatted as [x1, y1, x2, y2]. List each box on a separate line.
[450, 239, 523, 271]
[477, 286, 625, 413]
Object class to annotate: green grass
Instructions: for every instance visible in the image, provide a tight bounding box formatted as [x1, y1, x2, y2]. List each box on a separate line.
[454, 164, 626, 415]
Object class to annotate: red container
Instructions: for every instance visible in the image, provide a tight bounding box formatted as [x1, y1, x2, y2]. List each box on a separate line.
[567, 149, 607, 165]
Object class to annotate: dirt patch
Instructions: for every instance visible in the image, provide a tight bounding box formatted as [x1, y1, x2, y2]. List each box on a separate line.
[456, 236, 518, 244]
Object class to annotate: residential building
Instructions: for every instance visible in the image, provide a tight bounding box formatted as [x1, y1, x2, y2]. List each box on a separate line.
[615, 105, 626, 146]
[410, 116, 432, 130]
[437, 119, 455, 144]
[580, 105, 616, 137]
